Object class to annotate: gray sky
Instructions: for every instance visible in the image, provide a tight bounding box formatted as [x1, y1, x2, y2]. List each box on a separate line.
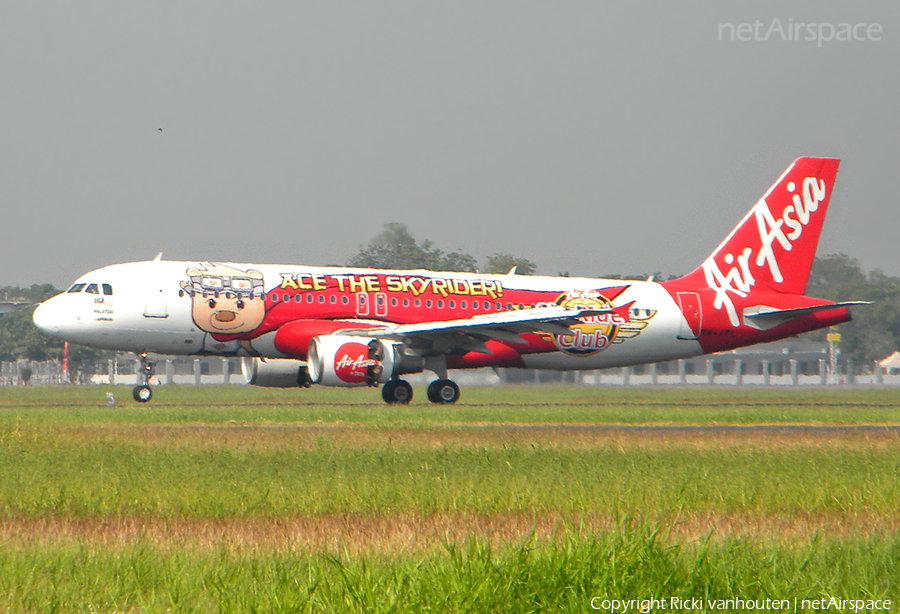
[1, 1, 898, 288]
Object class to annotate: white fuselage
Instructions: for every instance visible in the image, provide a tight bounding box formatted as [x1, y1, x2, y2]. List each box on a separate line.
[34, 260, 705, 371]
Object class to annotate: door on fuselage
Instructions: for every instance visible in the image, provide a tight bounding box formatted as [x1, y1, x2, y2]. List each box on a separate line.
[144, 288, 168, 319]
[356, 292, 389, 318]
[374, 292, 388, 317]
[356, 292, 369, 317]
[676, 291, 701, 340]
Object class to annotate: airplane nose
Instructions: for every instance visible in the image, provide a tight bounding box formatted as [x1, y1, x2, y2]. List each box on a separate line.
[33, 298, 64, 336]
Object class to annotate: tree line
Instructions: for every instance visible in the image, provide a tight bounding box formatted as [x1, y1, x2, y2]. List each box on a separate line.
[0, 224, 896, 372]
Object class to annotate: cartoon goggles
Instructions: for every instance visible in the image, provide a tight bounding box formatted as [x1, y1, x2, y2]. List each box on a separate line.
[182, 276, 265, 297]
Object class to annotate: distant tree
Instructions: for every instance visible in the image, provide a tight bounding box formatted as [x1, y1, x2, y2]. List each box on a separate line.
[804, 254, 900, 369]
[441, 251, 479, 274]
[348, 223, 479, 272]
[370, 223, 418, 248]
[0, 285, 62, 361]
[0, 285, 104, 366]
[483, 253, 537, 275]
[599, 272, 675, 281]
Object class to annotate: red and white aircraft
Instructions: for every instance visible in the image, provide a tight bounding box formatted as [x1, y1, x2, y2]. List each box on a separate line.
[34, 157, 865, 403]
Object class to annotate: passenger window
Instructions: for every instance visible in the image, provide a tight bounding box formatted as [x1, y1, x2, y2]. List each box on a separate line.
[67, 283, 86, 293]
[102, 284, 113, 296]
[85, 284, 99, 295]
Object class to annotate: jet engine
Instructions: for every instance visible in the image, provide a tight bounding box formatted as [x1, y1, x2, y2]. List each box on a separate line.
[307, 335, 423, 387]
[241, 357, 310, 388]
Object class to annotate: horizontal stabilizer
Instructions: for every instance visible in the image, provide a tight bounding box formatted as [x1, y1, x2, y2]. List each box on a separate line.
[742, 301, 870, 330]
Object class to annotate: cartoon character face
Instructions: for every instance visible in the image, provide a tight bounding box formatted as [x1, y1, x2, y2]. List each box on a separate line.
[180, 263, 266, 334]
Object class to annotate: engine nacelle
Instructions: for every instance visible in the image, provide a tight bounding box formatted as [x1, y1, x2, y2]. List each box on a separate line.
[241, 357, 310, 388]
[308, 335, 422, 387]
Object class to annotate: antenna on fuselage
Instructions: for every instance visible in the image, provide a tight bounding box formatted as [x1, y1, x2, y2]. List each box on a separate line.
[152, 252, 163, 262]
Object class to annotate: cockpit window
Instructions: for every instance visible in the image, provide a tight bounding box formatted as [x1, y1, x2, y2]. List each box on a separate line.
[67, 283, 87, 293]
[85, 283, 99, 295]
[102, 284, 113, 296]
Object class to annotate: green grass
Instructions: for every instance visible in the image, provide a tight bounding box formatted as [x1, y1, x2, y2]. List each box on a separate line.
[1, 436, 899, 517]
[1, 384, 900, 425]
[0, 385, 897, 612]
[2, 530, 897, 614]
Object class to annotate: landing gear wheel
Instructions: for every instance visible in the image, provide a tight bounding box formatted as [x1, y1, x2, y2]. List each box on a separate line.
[133, 385, 152, 403]
[382, 381, 395, 402]
[135, 352, 157, 403]
[382, 380, 413, 404]
[427, 379, 460, 404]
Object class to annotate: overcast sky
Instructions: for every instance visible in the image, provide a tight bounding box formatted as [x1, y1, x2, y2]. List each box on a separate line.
[1, 1, 897, 288]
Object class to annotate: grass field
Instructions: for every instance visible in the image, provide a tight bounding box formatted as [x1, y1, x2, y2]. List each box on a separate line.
[0, 385, 898, 613]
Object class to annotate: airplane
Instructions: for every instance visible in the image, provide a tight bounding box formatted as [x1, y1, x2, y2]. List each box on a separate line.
[33, 157, 867, 404]
[0, 301, 29, 314]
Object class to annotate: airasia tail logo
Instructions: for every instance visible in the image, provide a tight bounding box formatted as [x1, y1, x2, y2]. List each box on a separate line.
[702, 174, 828, 327]
[334, 342, 381, 384]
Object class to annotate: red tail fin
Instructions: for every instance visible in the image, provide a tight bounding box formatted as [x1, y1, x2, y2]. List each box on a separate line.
[678, 157, 840, 297]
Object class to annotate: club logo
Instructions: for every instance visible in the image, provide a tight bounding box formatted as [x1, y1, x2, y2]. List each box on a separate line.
[548, 289, 656, 356]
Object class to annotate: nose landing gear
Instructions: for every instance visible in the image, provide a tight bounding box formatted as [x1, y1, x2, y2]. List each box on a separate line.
[133, 352, 156, 403]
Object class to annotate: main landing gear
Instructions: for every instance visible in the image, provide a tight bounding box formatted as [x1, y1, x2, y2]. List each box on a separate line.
[133, 352, 155, 403]
[380, 378, 461, 405]
[382, 379, 413, 404]
[427, 379, 460, 404]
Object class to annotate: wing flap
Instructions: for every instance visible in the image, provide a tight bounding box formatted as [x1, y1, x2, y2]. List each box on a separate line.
[337, 305, 618, 355]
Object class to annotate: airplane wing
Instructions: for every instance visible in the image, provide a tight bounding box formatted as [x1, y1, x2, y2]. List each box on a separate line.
[0, 301, 29, 315]
[742, 301, 870, 330]
[337, 304, 631, 355]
